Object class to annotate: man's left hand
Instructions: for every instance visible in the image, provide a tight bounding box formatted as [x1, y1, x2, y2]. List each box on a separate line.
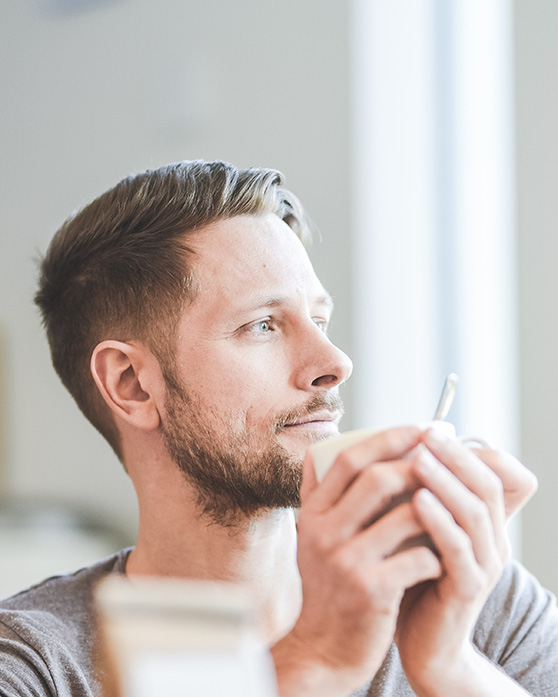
[394, 429, 530, 695]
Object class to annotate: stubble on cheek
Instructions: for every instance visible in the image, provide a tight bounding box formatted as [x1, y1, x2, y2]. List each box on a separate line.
[161, 386, 304, 525]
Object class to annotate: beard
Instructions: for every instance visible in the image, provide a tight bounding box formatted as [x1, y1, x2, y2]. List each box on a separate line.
[160, 370, 344, 526]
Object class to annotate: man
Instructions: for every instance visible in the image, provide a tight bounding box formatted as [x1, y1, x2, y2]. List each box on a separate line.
[1, 160, 555, 696]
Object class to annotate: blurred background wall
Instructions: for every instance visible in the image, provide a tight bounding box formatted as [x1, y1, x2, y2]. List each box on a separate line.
[0, 0, 556, 596]
[516, 0, 558, 596]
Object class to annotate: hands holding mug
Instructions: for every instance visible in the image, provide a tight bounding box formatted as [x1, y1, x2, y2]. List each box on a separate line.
[272, 423, 537, 697]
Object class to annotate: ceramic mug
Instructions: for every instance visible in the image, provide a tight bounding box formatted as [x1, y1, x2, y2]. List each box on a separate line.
[309, 421, 458, 554]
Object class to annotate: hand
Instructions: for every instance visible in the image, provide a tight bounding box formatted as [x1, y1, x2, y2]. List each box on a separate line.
[272, 426, 442, 697]
[468, 445, 538, 519]
[395, 429, 513, 694]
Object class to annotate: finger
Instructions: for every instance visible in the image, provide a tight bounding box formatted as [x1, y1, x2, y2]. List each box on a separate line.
[300, 449, 319, 505]
[413, 488, 504, 592]
[325, 460, 420, 541]
[413, 448, 507, 566]
[346, 502, 429, 562]
[413, 488, 478, 577]
[338, 528, 442, 597]
[307, 426, 423, 512]
[471, 447, 538, 518]
[421, 429, 507, 537]
[364, 543, 443, 593]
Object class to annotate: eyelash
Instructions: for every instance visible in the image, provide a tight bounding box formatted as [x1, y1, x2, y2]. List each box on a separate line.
[245, 317, 329, 337]
[249, 319, 275, 335]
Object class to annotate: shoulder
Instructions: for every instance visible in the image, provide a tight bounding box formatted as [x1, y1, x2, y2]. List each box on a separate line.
[476, 558, 557, 638]
[0, 548, 132, 697]
[0, 547, 131, 611]
[0, 548, 131, 630]
[474, 559, 558, 695]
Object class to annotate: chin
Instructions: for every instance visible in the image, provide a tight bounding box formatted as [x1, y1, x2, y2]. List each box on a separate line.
[277, 431, 335, 465]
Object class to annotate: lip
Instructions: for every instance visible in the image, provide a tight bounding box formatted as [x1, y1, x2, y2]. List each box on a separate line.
[282, 411, 342, 429]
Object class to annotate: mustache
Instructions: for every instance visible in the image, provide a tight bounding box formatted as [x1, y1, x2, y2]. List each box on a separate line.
[274, 392, 345, 432]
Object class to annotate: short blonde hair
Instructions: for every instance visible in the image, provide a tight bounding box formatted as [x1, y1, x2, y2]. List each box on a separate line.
[35, 160, 312, 459]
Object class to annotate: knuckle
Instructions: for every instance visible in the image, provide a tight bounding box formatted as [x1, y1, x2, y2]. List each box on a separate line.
[334, 451, 362, 479]
[374, 427, 416, 461]
[311, 527, 336, 557]
[482, 468, 504, 503]
[362, 464, 399, 496]
[360, 463, 386, 490]
[379, 429, 400, 453]
[468, 499, 490, 528]
[447, 528, 474, 559]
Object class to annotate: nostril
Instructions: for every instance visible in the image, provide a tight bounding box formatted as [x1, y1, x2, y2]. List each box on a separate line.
[312, 374, 340, 388]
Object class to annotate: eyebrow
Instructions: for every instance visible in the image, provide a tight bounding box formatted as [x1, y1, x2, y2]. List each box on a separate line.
[316, 294, 335, 311]
[234, 293, 335, 317]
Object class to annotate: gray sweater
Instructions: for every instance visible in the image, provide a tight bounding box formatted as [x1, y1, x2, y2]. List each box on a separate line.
[0, 549, 555, 696]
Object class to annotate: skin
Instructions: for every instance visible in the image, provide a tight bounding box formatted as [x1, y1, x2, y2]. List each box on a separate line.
[90, 213, 538, 696]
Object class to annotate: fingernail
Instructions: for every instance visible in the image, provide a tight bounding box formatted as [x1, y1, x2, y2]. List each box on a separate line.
[417, 489, 436, 506]
[416, 450, 439, 475]
[416, 488, 437, 507]
[424, 427, 448, 446]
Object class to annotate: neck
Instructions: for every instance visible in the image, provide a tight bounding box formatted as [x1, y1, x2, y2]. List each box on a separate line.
[126, 476, 301, 642]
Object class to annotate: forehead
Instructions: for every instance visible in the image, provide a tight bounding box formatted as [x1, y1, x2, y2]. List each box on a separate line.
[186, 214, 327, 306]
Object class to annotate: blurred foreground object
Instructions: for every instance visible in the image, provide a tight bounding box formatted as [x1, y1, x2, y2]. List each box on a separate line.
[96, 575, 278, 697]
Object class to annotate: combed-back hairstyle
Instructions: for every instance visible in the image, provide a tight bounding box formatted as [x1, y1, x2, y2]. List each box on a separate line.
[35, 160, 312, 460]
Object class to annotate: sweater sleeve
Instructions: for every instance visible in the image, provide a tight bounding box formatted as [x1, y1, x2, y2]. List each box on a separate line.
[0, 619, 57, 697]
[472, 559, 558, 697]
[0, 610, 97, 697]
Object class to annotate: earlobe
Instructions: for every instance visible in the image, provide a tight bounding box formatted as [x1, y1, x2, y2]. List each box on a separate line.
[90, 341, 161, 432]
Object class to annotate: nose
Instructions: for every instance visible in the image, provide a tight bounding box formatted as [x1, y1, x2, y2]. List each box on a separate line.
[293, 325, 353, 391]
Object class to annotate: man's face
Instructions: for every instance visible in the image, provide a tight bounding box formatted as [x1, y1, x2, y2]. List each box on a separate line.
[161, 214, 353, 524]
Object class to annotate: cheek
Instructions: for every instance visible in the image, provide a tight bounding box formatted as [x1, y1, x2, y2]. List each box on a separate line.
[180, 345, 290, 421]
[208, 351, 286, 395]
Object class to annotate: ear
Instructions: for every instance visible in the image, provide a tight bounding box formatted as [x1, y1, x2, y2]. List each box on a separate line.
[90, 340, 162, 432]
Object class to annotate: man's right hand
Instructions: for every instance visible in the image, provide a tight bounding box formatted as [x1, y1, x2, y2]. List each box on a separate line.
[271, 425, 442, 697]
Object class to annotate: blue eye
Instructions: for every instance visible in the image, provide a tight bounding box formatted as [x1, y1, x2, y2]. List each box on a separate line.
[313, 318, 329, 333]
[250, 319, 274, 334]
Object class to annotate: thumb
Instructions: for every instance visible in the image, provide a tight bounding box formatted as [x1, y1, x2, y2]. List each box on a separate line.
[300, 448, 319, 504]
